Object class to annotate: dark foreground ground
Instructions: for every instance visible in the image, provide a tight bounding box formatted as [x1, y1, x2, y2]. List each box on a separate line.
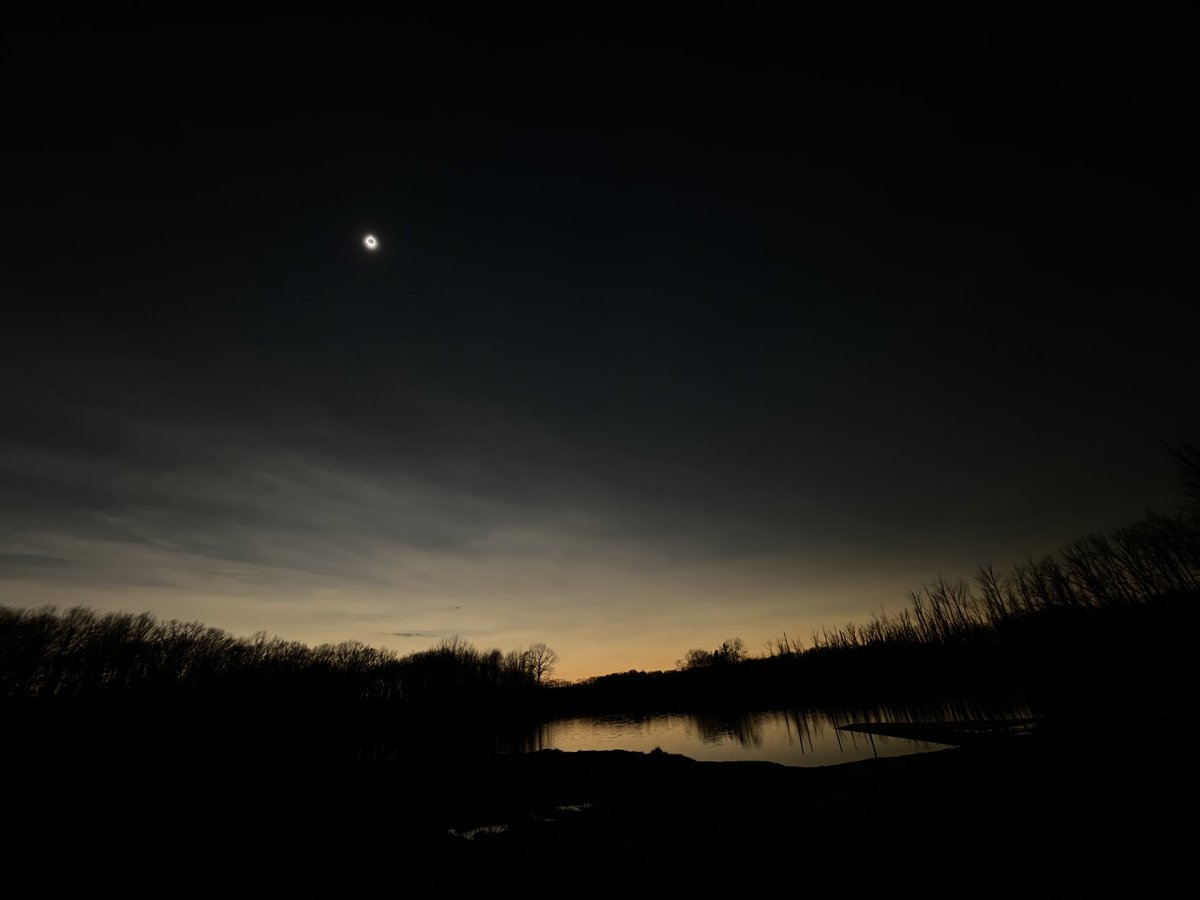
[6, 718, 1196, 896]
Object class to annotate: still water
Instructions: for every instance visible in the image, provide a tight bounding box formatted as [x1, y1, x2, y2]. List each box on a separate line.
[521, 696, 1037, 767]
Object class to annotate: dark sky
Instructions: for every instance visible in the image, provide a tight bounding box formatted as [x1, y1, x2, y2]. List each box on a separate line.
[3, 7, 1196, 678]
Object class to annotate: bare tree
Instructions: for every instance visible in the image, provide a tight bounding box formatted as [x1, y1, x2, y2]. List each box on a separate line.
[526, 642, 559, 685]
[678, 638, 746, 669]
[678, 648, 713, 670]
[715, 637, 747, 664]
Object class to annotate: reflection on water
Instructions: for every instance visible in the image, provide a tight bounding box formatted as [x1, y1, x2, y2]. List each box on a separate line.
[526, 695, 1038, 767]
[348, 695, 1039, 767]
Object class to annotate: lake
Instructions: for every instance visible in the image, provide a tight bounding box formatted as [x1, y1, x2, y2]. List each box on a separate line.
[519, 695, 1039, 767]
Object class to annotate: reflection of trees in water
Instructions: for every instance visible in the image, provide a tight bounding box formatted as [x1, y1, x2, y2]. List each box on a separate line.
[685, 711, 763, 747]
[543, 712, 675, 748]
[821, 692, 1039, 729]
[773, 709, 827, 755]
[348, 691, 1040, 763]
[347, 690, 1042, 762]
[665, 691, 1037, 755]
[680, 707, 904, 755]
[498, 723, 551, 754]
[760, 708, 868, 756]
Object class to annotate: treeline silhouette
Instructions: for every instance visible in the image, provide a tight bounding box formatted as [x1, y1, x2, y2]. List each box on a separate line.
[567, 446, 1200, 718]
[795, 510, 1198, 652]
[0, 608, 555, 703]
[0, 608, 562, 771]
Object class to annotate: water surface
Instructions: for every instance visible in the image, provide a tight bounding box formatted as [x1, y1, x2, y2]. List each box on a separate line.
[525, 696, 1038, 767]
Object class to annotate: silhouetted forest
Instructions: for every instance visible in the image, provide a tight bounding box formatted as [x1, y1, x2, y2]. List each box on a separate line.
[0, 609, 560, 769]
[0, 609, 557, 703]
[566, 444, 1200, 718]
[570, 518, 1199, 715]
